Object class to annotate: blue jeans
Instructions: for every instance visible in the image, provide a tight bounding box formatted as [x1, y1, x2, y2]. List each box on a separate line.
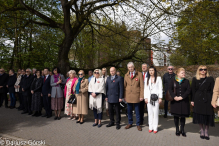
[9, 92, 16, 107]
[127, 103, 140, 126]
[93, 108, 102, 120]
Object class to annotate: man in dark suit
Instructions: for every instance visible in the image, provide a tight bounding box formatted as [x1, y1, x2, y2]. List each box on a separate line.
[105, 67, 124, 130]
[18, 69, 26, 110]
[0, 68, 9, 108]
[21, 68, 34, 115]
[6, 69, 17, 109]
[41, 68, 52, 118]
[140, 63, 148, 125]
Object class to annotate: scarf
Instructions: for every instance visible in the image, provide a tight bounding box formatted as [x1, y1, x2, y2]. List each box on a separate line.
[75, 77, 83, 94]
[54, 73, 59, 87]
[175, 76, 184, 84]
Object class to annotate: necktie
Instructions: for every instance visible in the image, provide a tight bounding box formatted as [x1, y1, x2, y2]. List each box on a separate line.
[131, 72, 133, 79]
[143, 73, 146, 81]
[44, 76, 46, 82]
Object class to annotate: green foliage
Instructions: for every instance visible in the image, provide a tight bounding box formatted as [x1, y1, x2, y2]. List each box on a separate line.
[173, 1, 219, 65]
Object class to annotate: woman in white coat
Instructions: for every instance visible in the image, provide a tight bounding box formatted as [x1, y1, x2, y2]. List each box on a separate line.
[88, 69, 106, 128]
[144, 66, 162, 134]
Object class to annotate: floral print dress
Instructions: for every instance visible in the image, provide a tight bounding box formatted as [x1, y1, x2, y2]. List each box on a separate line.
[64, 79, 73, 116]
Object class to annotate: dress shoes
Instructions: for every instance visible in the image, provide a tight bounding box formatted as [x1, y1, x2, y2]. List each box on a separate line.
[137, 126, 142, 131]
[76, 121, 80, 123]
[21, 111, 28, 114]
[181, 131, 186, 137]
[204, 136, 210, 140]
[41, 114, 47, 117]
[116, 124, 121, 130]
[125, 124, 132, 129]
[28, 112, 33, 115]
[54, 116, 58, 120]
[57, 116, 61, 120]
[106, 123, 114, 127]
[176, 132, 180, 136]
[32, 112, 38, 117]
[47, 115, 52, 118]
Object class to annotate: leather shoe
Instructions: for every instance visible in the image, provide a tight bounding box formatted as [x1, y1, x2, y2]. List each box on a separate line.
[41, 114, 47, 117]
[76, 121, 80, 123]
[204, 136, 210, 140]
[176, 132, 180, 136]
[57, 116, 61, 120]
[125, 124, 132, 129]
[21, 111, 28, 114]
[47, 115, 52, 118]
[181, 131, 186, 137]
[106, 123, 114, 127]
[116, 125, 121, 130]
[137, 126, 142, 131]
[54, 116, 58, 120]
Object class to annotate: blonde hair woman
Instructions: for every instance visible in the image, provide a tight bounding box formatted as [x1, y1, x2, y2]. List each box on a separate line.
[191, 65, 215, 140]
[88, 69, 106, 128]
[73, 70, 89, 124]
[168, 68, 191, 137]
[64, 70, 78, 120]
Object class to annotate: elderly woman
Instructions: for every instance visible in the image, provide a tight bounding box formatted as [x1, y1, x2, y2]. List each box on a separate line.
[73, 70, 89, 124]
[88, 69, 106, 128]
[31, 70, 43, 117]
[64, 70, 78, 120]
[50, 67, 66, 120]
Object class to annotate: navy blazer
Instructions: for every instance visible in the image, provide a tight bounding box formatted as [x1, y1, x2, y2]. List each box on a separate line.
[106, 75, 124, 103]
[21, 74, 34, 96]
[42, 75, 51, 96]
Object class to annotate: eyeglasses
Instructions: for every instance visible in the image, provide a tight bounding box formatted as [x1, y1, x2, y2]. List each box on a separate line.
[94, 72, 99, 74]
[78, 74, 83, 76]
[199, 69, 207, 71]
[168, 68, 173, 70]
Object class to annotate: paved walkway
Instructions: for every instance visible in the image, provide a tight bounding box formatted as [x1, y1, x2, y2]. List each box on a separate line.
[0, 107, 218, 146]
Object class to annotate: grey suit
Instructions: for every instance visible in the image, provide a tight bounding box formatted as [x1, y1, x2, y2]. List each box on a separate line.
[50, 74, 66, 98]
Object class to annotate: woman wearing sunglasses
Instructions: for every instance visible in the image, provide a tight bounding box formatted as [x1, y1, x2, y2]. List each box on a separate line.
[88, 69, 106, 128]
[191, 65, 215, 140]
[73, 70, 89, 124]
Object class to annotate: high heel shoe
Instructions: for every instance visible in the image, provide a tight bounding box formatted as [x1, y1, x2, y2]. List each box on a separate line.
[76, 121, 80, 123]
[200, 134, 205, 139]
[204, 135, 210, 140]
[181, 131, 186, 137]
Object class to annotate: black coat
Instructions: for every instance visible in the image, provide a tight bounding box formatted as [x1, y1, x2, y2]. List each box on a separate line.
[169, 78, 191, 116]
[163, 72, 175, 92]
[31, 77, 43, 93]
[106, 75, 124, 103]
[191, 77, 215, 115]
[7, 74, 17, 93]
[42, 75, 51, 95]
[21, 74, 34, 96]
[0, 73, 9, 93]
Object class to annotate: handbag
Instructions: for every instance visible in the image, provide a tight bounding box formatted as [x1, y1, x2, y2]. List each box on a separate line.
[165, 80, 176, 101]
[68, 94, 77, 104]
[150, 94, 158, 106]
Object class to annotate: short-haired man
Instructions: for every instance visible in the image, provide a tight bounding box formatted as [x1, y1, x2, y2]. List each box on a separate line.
[140, 63, 148, 125]
[105, 67, 124, 130]
[124, 62, 144, 131]
[6, 69, 17, 109]
[21, 68, 34, 115]
[163, 66, 175, 118]
[88, 70, 94, 83]
[0, 68, 9, 108]
[41, 68, 52, 118]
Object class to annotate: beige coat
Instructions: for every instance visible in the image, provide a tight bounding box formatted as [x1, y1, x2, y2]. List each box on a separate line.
[73, 78, 89, 115]
[124, 71, 144, 103]
[212, 77, 219, 106]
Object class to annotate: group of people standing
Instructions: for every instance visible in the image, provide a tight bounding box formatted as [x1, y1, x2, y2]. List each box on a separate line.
[0, 63, 218, 140]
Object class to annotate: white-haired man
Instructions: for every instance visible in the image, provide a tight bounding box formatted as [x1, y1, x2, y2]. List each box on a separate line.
[21, 68, 34, 115]
[124, 62, 144, 131]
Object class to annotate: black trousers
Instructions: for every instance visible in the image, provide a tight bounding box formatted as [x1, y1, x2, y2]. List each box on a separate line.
[23, 95, 32, 113]
[43, 95, 52, 116]
[0, 92, 8, 107]
[108, 102, 121, 125]
[18, 93, 24, 109]
[139, 100, 145, 124]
